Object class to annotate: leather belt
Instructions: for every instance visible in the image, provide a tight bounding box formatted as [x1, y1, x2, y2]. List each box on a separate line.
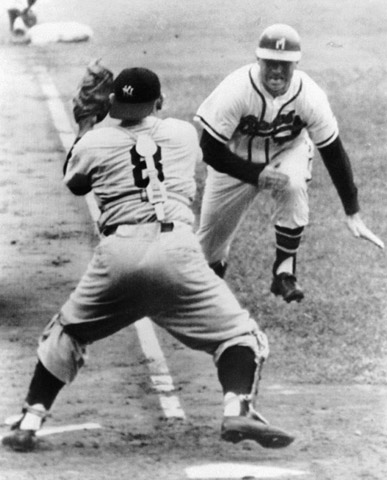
[102, 222, 174, 236]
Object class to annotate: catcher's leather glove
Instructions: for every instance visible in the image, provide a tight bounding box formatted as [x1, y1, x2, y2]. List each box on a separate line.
[73, 59, 114, 124]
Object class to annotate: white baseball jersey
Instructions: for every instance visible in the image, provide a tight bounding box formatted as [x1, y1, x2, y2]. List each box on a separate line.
[65, 116, 200, 231]
[195, 63, 338, 164]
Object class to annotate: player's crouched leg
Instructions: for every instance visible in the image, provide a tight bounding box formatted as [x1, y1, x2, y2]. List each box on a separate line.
[37, 313, 88, 384]
[214, 334, 295, 448]
[2, 404, 48, 452]
[2, 314, 86, 452]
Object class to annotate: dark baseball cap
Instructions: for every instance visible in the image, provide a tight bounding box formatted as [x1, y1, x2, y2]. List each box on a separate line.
[109, 67, 161, 120]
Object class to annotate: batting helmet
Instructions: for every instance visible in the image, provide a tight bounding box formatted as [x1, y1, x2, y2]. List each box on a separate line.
[256, 24, 301, 62]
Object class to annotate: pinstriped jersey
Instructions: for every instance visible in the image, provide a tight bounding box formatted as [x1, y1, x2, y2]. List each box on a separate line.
[64, 116, 201, 230]
[195, 63, 338, 164]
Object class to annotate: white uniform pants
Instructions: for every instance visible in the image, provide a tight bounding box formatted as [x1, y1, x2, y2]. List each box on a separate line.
[198, 137, 314, 264]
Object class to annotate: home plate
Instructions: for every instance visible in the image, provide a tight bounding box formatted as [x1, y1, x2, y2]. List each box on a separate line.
[185, 463, 309, 479]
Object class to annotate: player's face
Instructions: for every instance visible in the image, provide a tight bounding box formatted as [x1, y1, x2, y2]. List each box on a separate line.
[258, 59, 297, 97]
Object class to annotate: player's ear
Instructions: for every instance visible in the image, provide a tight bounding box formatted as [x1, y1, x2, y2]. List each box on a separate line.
[155, 94, 164, 111]
[109, 93, 115, 105]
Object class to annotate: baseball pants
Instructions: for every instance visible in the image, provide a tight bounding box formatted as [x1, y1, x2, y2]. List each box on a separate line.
[37, 222, 268, 383]
[197, 137, 314, 264]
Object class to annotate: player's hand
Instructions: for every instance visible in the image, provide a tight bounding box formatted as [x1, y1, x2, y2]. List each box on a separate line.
[258, 164, 289, 191]
[345, 213, 385, 249]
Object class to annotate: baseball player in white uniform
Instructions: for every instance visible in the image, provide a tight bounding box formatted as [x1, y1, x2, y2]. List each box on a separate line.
[2, 67, 294, 452]
[195, 24, 384, 303]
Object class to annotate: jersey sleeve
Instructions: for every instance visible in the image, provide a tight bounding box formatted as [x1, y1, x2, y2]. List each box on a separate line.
[63, 133, 96, 195]
[194, 72, 246, 144]
[302, 75, 339, 148]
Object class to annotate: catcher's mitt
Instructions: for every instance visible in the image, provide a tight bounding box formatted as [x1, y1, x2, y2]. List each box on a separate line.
[72, 59, 114, 124]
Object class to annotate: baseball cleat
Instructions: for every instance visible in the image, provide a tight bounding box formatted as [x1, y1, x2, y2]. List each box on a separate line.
[2, 403, 47, 453]
[270, 272, 304, 303]
[221, 394, 295, 449]
[2, 429, 37, 452]
[221, 415, 295, 448]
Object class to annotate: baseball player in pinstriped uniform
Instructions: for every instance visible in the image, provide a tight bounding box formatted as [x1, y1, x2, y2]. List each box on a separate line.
[2, 67, 294, 452]
[195, 24, 384, 303]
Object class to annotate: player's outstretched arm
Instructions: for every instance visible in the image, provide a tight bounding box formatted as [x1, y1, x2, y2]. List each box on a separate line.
[319, 137, 384, 249]
[319, 136, 359, 216]
[345, 213, 384, 249]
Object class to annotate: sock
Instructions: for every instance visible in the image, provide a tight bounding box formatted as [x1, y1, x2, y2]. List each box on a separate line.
[218, 346, 257, 417]
[217, 346, 256, 395]
[25, 360, 65, 411]
[19, 404, 47, 431]
[276, 256, 295, 275]
[273, 225, 304, 275]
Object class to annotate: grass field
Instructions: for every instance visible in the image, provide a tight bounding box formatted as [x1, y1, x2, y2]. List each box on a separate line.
[4, 0, 387, 384]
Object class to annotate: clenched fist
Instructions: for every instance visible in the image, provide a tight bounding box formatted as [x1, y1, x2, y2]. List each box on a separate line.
[258, 164, 289, 192]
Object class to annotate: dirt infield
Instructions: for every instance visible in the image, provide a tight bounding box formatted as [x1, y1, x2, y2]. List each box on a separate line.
[1, 2, 387, 479]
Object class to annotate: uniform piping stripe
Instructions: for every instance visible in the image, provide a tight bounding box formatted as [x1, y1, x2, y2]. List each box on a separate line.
[194, 115, 229, 143]
[275, 246, 299, 254]
[275, 230, 303, 239]
[35, 65, 186, 420]
[315, 130, 338, 148]
[277, 80, 303, 116]
[248, 67, 266, 121]
[247, 136, 254, 162]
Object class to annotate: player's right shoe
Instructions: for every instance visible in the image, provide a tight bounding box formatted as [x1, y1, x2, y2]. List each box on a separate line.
[270, 272, 304, 303]
[221, 395, 295, 449]
[221, 416, 295, 448]
[2, 404, 47, 452]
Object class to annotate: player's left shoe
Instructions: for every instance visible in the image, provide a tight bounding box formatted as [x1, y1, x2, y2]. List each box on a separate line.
[2, 404, 47, 452]
[221, 395, 295, 448]
[270, 272, 304, 303]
